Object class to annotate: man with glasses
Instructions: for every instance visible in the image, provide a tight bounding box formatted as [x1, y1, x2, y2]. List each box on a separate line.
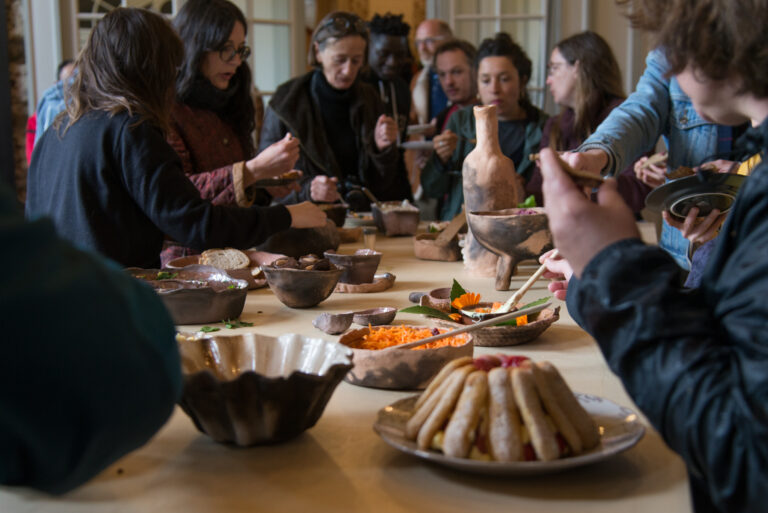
[411, 19, 453, 125]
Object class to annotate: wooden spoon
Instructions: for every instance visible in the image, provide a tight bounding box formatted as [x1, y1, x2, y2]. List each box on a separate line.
[434, 210, 466, 245]
[461, 250, 558, 321]
[386, 300, 551, 351]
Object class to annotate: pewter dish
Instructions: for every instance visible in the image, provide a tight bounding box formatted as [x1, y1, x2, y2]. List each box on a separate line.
[374, 393, 645, 475]
[127, 265, 248, 324]
[177, 331, 353, 446]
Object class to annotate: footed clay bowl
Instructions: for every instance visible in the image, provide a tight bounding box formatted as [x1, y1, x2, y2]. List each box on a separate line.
[317, 203, 348, 227]
[324, 249, 382, 284]
[371, 202, 420, 236]
[467, 208, 553, 290]
[177, 332, 353, 446]
[261, 264, 342, 308]
[413, 232, 461, 261]
[255, 220, 340, 258]
[338, 325, 473, 390]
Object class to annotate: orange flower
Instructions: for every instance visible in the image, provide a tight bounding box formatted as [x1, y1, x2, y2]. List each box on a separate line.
[451, 292, 481, 310]
[516, 315, 528, 326]
[448, 313, 462, 322]
[492, 302, 503, 310]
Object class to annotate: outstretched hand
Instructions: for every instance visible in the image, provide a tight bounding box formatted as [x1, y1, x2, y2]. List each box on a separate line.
[539, 249, 572, 301]
[540, 148, 640, 278]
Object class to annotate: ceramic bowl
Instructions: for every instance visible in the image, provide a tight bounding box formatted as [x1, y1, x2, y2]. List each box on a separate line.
[467, 208, 554, 290]
[324, 249, 382, 284]
[436, 307, 560, 347]
[127, 265, 248, 324]
[255, 220, 340, 258]
[261, 264, 343, 308]
[371, 202, 420, 236]
[338, 325, 473, 390]
[317, 203, 348, 227]
[176, 331, 353, 446]
[413, 232, 461, 261]
[419, 287, 452, 312]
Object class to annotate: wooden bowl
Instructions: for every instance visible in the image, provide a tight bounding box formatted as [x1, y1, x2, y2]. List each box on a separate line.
[338, 325, 473, 390]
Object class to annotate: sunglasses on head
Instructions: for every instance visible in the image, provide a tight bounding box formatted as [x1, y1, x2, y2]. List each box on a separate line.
[318, 13, 367, 37]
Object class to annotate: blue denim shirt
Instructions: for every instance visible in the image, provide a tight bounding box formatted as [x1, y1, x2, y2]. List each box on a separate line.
[577, 49, 722, 269]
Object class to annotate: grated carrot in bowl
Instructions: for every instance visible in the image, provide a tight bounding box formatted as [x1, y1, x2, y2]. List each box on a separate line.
[347, 325, 470, 351]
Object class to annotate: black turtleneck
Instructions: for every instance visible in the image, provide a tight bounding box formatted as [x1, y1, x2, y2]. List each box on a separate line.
[311, 70, 359, 182]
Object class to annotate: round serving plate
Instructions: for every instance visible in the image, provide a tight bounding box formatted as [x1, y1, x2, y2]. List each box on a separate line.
[645, 172, 746, 220]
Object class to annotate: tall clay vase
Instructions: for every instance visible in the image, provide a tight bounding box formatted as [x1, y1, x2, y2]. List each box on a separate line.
[461, 105, 521, 276]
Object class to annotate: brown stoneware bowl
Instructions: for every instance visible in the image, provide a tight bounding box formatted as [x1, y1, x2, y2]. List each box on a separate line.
[419, 287, 452, 312]
[413, 232, 461, 261]
[324, 249, 382, 284]
[176, 332, 353, 446]
[127, 265, 248, 324]
[467, 208, 554, 290]
[338, 325, 473, 390]
[255, 220, 340, 258]
[371, 201, 420, 236]
[317, 203, 348, 227]
[261, 264, 343, 308]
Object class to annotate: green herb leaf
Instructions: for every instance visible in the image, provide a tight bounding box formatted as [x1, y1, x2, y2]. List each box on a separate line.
[518, 296, 551, 309]
[199, 326, 220, 333]
[399, 305, 456, 322]
[156, 271, 178, 280]
[517, 195, 537, 208]
[450, 279, 467, 303]
[227, 284, 236, 289]
[222, 318, 254, 329]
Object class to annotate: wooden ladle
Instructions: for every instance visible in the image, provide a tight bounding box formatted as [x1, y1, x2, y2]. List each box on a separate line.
[461, 249, 559, 321]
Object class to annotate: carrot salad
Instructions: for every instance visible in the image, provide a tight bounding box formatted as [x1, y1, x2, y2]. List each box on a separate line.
[348, 325, 469, 351]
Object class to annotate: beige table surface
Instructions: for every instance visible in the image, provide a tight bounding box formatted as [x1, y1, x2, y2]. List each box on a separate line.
[0, 224, 691, 513]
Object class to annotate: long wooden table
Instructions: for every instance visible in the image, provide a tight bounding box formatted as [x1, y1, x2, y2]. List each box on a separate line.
[0, 224, 692, 512]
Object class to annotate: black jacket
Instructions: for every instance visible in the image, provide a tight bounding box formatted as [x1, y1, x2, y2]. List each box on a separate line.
[26, 111, 291, 268]
[567, 121, 768, 512]
[260, 71, 411, 206]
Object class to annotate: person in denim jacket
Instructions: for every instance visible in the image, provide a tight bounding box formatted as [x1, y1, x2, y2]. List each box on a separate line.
[565, 48, 724, 270]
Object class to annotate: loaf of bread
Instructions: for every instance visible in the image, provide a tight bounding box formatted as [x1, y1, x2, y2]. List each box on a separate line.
[200, 248, 250, 270]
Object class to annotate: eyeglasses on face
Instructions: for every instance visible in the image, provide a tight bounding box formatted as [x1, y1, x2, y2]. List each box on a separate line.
[415, 36, 447, 47]
[217, 43, 251, 63]
[318, 13, 367, 37]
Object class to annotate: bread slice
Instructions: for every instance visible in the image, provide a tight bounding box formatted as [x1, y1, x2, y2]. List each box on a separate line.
[200, 248, 250, 270]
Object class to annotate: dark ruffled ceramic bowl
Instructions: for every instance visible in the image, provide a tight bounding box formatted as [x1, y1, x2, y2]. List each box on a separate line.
[324, 249, 382, 284]
[338, 325, 473, 390]
[176, 332, 353, 446]
[371, 201, 420, 236]
[261, 264, 343, 308]
[127, 265, 248, 324]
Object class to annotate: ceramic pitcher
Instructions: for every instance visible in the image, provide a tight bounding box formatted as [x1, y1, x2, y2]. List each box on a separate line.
[461, 105, 520, 276]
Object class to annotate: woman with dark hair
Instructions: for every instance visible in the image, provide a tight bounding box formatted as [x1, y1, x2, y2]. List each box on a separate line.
[25, 7, 325, 269]
[259, 11, 408, 212]
[529, 31, 652, 211]
[421, 33, 548, 220]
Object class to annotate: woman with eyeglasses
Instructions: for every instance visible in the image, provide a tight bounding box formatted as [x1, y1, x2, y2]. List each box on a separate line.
[165, 0, 308, 263]
[25, 7, 326, 270]
[259, 11, 409, 212]
[523, 31, 652, 212]
[421, 33, 548, 221]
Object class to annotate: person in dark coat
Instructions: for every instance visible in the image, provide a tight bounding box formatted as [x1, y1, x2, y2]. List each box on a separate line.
[538, 1, 768, 511]
[259, 11, 409, 212]
[25, 7, 325, 269]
